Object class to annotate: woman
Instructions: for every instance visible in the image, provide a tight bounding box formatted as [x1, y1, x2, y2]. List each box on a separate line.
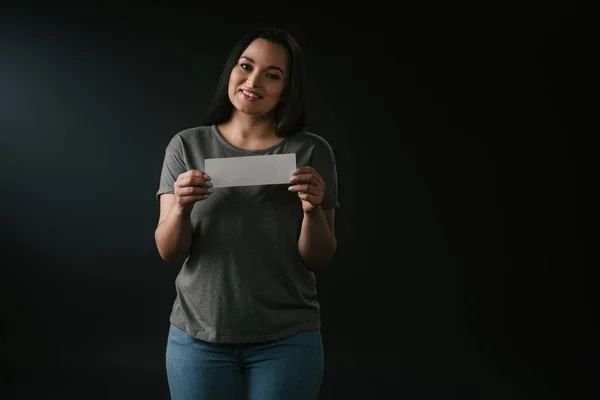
[155, 26, 339, 400]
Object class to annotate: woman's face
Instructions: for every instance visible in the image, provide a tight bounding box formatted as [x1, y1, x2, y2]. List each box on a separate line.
[227, 38, 288, 118]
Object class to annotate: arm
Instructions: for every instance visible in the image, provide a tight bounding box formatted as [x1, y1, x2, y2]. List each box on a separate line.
[289, 164, 338, 270]
[154, 194, 193, 264]
[298, 207, 337, 271]
[154, 170, 212, 264]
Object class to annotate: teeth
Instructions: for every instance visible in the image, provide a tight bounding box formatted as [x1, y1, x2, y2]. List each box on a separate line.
[242, 90, 259, 99]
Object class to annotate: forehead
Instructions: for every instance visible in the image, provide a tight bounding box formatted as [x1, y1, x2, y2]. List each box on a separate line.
[241, 38, 288, 70]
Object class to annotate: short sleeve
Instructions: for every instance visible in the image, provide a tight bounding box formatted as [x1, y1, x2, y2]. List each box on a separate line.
[156, 134, 187, 202]
[310, 137, 340, 210]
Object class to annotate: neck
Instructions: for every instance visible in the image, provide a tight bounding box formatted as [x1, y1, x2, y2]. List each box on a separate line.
[223, 111, 278, 140]
[217, 111, 281, 150]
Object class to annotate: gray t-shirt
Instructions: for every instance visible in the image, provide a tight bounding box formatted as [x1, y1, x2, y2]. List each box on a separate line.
[156, 125, 339, 343]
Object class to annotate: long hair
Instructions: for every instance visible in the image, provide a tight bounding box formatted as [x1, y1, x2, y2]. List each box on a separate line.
[202, 27, 307, 137]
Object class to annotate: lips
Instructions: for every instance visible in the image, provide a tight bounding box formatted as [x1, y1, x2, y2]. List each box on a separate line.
[240, 88, 262, 100]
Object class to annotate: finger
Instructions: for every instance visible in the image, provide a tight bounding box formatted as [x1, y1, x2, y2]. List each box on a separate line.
[190, 176, 214, 187]
[179, 170, 201, 179]
[289, 173, 324, 186]
[289, 173, 309, 182]
[178, 175, 213, 188]
[180, 170, 211, 181]
[291, 166, 318, 177]
[288, 184, 322, 196]
[176, 186, 213, 196]
[291, 167, 322, 180]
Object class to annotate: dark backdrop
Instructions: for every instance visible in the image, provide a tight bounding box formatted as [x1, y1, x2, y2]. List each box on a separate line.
[0, 4, 591, 400]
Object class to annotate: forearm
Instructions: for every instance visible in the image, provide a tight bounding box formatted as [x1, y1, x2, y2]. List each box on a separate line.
[155, 205, 193, 264]
[298, 207, 337, 270]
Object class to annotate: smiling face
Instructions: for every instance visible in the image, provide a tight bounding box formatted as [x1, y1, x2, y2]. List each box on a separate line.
[227, 38, 288, 119]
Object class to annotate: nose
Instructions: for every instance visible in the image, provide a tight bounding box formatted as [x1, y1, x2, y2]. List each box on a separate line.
[246, 70, 262, 88]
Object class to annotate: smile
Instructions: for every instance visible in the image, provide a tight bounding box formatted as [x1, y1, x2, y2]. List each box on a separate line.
[241, 89, 262, 100]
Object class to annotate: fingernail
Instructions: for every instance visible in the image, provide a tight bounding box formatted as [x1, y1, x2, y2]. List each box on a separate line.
[206, 182, 213, 187]
[204, 174, 211, 180]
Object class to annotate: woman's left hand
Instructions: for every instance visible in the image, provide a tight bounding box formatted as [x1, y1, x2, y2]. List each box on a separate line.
[288, 166, 325, 213]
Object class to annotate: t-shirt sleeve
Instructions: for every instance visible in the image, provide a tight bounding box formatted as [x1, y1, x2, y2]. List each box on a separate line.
[310, 137, 340, 210]
[156, 134, 187, 202]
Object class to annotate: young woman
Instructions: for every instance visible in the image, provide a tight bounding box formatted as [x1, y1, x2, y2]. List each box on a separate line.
[155, 26, 339, 400]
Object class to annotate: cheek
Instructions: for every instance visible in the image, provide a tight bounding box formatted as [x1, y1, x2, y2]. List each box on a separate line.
[268, 82, 286, 99]
[228, 71, 243, 91]
[228, 80, 237, 96]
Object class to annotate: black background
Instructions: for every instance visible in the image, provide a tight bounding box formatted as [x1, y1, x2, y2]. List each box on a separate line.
[0, 3, 591, 399]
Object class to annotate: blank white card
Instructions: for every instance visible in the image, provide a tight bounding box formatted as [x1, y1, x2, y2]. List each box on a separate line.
[204, 153, 297, 188]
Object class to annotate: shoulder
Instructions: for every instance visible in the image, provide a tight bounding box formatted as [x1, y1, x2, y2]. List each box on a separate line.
[171, 125, 213, 142]
[289, 130, 335, 152]
[164, 125, 214, 149]
[286, 130, 337, 168]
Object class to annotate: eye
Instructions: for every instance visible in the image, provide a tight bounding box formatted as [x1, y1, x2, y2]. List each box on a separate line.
[240, 63, 251, 70]
[266, 73, 280, 80]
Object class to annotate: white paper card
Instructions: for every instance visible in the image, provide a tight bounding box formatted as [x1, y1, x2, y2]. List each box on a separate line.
[204, 153, 296, 188]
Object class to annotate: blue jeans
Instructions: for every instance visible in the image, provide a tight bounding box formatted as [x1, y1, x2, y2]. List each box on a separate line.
[165, 324, 324, 400]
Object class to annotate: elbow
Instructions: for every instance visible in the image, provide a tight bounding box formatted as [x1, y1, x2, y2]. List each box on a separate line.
[158, 250, 186, 265]
[155, 233, 186, 265]
[302, 241, 337, 271]
[156, 245, 173, 264]
[304, 254, 334, 271]
[158, 251, 176, 264]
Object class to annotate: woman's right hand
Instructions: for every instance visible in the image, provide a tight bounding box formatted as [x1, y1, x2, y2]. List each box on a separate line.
[173, 170, 213, 213]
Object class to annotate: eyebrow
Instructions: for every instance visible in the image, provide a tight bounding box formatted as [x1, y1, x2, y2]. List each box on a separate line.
[239, 56, 284, 74]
